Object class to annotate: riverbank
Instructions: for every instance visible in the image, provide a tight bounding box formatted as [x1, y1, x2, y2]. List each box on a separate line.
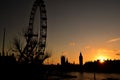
[1, 64, 120, 80]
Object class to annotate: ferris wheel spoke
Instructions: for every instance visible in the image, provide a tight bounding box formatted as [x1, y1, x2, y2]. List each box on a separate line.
[21, 0, 47, 64]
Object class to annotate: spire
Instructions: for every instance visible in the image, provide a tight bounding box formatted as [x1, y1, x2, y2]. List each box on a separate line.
[79, 51, 83, 72]
[80, 52, 82, 56]
[79, 51, 83, 66]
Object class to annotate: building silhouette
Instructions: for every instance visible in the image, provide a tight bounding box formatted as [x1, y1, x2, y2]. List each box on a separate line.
[61, 55, 70, 65]
[79, 52, 83, 66]
[79, 52, 83, 71]
[61, 56, 66, 65]
[0, 53, 16, 64]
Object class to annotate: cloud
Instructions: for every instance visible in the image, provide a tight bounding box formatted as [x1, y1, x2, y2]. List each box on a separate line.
[62, 51, 68, 55]
[85, 46, 91, 49]
[69, 42, 75, 46]
[113, 50, 120, 56]
[84, 45, 91, 51]
[116, 53, 120, 56]
[97, 49, 114, 54]
[107, 37, 120, 43]
[111, 49, 120, 56]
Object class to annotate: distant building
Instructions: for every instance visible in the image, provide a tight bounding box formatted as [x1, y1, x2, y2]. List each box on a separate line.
[79, 52, 83, 71]
[79, 52, 83, 66]
[0, 54, 16, 64]
[61, 55, 70, 65]
[61, 56, 66, 65]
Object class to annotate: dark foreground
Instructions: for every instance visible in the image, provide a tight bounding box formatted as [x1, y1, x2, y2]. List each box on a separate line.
[1, 64, 120, 80]
[0, 64, 79, 80]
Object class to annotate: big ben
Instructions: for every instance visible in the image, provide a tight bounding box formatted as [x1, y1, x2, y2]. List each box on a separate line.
[79, 52, 83, 71]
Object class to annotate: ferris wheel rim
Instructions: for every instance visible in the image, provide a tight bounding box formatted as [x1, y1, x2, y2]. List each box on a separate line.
[28, 0, 47, 56]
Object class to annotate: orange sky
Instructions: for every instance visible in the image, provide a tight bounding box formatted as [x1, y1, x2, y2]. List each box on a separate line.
[44, 37, 120, 65]
[1, 0, 120, 65]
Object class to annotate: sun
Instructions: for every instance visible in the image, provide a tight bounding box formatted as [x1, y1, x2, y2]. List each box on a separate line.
[97, 56, 107, 63]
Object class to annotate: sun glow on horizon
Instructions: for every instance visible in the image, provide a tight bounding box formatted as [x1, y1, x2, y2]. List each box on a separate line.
[96, 56, 107, 63]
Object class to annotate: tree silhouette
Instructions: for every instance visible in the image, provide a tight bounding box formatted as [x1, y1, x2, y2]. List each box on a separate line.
[13, 36, 51, 64]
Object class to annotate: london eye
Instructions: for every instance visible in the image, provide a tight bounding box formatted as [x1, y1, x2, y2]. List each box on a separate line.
[18, 0, 48, 64]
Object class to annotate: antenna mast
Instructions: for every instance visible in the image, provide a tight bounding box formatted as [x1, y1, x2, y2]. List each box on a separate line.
[2, 28, 6, 56]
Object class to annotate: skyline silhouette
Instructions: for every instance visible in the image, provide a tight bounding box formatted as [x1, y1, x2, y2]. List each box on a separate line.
[1, 0, 120, 80]
[0, 0, 120, 64]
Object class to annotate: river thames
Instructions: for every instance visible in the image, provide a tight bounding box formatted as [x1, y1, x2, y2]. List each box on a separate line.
[47, 72, 120, 80]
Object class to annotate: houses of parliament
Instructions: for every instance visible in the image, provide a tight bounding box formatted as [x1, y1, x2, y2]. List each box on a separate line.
[60, 52, 83, 72]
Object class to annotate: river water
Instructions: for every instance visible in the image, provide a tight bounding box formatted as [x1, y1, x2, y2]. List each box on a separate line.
[64, 72, 120, 80]
[47, 72, 120, 80]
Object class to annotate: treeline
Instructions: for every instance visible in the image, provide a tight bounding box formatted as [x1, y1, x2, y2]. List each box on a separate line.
[83, 60, 120, 73]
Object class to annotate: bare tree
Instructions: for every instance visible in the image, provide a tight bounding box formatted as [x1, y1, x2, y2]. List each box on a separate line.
[12, 36, 51, 64]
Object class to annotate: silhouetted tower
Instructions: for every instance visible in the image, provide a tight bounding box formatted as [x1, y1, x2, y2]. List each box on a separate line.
[2, 28, 6, 56]
[79, 52, 83, 71]
[61, 56, 66, 65]
[66, 58, 68, 64]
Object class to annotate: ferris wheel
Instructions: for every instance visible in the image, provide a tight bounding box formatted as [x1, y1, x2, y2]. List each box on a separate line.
[28, 0, 47, 55]
[19, 0, 47, 64]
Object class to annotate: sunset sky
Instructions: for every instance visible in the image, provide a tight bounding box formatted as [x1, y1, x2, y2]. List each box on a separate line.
[0, 0, 120, 64]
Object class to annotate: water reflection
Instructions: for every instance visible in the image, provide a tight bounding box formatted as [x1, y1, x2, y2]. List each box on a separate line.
[64, 72, 120, 80]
